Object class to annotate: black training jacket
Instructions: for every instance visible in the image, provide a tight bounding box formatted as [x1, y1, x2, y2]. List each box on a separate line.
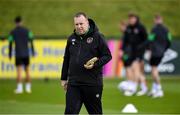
[123, 22, 148, 55]
[61, 19, 112, 86]
[8, 26, 34, 58]
[149, 24, 171, 57]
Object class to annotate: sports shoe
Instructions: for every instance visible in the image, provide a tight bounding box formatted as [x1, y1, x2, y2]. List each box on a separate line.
[147, 89, 156, 96]
[152, 90, 164, 98]
[25, 83, 32, 94]
[124, 90, 135, 96]
[136, 89, 147, 96]
[25, 88, 32, 94]
[14, 89, 23, 94]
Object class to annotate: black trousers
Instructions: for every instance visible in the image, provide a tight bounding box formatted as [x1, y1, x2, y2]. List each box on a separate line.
[65, 85, 103, 114]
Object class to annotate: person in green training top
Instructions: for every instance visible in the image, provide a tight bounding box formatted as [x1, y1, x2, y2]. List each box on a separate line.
[147, 14, 172, 98]
[8, 16, 35, 94]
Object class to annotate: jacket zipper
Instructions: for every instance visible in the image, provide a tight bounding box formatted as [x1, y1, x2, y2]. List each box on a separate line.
[76, 37, 83, 63]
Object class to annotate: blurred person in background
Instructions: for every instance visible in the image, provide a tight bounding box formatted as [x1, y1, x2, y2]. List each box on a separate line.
[122, 13, 148, 96]
[118, 20, 134, 95]
[147, 14, 172, 98]
[60, 12, 112, 114]
[8, 16, 35, 94]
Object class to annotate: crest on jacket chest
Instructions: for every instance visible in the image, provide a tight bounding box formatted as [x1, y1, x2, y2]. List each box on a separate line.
[134, 28, 139, 34]
[71, 39, 76, 45]
[87, 37, 93, 44]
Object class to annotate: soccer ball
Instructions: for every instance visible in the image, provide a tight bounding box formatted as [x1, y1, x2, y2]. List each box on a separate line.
[117, 81, 128, 92]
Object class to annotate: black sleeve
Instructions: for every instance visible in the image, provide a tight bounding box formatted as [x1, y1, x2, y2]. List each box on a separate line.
[137, 25, 149, 50]
[140, 25, 148, 42]
[8, 32, 14, 58]
[8, 42, 12, 58]
[30, 40, 35, 56]
[121, 31, 129, 51]
[166, 28, 172, 50]
[61, 38, 71, 80]
[94, 34, 112, 68]
[121, 36, 125, 51]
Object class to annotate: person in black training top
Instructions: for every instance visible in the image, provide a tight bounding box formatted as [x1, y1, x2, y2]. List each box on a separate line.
[147, 14, 171, 98]
[8, 16, 35, 94]
[123, 13, 148, 96]
[118, 20, 134, 95]
[60, 12, 112, 114]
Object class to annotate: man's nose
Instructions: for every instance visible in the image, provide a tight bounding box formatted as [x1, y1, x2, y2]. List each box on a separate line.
[77, 25, 81, 28]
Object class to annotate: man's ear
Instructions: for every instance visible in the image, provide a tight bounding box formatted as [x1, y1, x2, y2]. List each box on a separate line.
[86, 19, 89, 25]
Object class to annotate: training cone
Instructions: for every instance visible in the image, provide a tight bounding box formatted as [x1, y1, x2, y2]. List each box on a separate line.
[121, 103, 138, 113]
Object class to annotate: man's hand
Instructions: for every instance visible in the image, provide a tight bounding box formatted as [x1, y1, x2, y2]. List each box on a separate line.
[61, 80, 68, 91]
[84, 57, 98, 69]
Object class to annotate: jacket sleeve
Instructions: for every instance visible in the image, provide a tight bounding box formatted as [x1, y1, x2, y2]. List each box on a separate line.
[137, 25, 149, 50]
[94, 33, 112, 68]
[140, 25, 148, 42]
[28, 31, 35, 56]
[121, 35, 128, 51]
[121, 27, 130, 51]
[166, 30, 172, 50]
[61, 38, 70, 80]
[8, 33, 14, 58]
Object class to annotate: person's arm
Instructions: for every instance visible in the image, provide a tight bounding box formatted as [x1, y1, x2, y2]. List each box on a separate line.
[147, 28, 156, 51]
[137, 25, 149, 50]
[166, 32, 172, 50]
[8, 34, 14, 60]
[28, 31, 35, 56]
[94, 34, 112, 68]
[61, 39, 70, 91]
[121, 29, 129, 52]
[121, 36, 127, 52]
[140, 25, 148, 42]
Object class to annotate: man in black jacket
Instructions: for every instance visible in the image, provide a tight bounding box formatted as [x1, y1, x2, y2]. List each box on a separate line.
[148, 14, 171, 98]
[123, 13, 148, 96]
[8, 16, 35, 94]
[60, 12, 112, 114]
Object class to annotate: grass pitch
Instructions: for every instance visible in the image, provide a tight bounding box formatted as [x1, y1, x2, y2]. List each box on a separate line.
[0, 76, 180, 114]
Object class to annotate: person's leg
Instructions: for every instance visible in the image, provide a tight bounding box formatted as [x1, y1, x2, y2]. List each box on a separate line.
[149, 57, 163, 98]
[123, 60, 138, 96]
[152, 66, 161, 84]
[126, 66, 133, 82]
[131, 61, 139, 89]
[151, 66, 163, 97]
[25, 65, 31, 93]
[120, 59, 134, 93]
[65, 85, 83, 114]
[15, 65, 23, 93]
[24, 57, 31, 93]
[136, 60, 148, 96]
[14, 58, 23, 94]
[82, 86, 103, 114]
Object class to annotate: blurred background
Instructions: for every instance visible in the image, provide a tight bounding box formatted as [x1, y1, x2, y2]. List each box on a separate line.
[0, 0, 180, 114]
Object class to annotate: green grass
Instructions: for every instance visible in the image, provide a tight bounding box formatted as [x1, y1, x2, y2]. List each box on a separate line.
[0, 76, 180, 114]
[0, 0, 180, 39]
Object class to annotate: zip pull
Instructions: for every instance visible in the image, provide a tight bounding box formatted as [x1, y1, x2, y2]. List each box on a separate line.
[80, 36, 83, 40]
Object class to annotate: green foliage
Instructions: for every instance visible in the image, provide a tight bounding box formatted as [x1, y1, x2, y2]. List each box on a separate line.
[0, 0, 180, 39]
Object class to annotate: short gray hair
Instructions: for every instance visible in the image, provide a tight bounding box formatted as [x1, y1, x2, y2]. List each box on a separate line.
[74, 12, 88, 19]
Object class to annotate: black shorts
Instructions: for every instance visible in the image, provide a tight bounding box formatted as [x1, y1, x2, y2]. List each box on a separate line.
[15, 57, 30, 66]
[131, 51, 145, 62]
[150, 57, 163, 66]
[123, 58, 133, 67]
